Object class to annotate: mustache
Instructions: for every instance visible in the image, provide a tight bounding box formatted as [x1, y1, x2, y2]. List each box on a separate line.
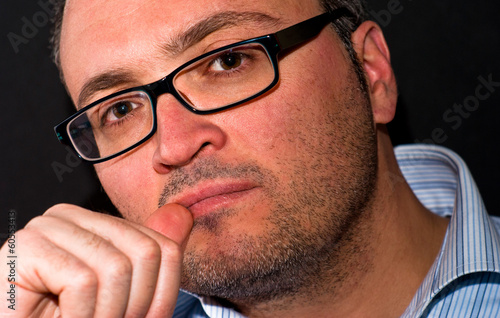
[158, 157, 266, 208]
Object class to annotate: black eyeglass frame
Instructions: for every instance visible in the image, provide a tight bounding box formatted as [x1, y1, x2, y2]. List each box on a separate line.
[54, 8, 350, 163]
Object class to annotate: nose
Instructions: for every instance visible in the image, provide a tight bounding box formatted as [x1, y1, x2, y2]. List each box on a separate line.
[151, 94, 227, 173]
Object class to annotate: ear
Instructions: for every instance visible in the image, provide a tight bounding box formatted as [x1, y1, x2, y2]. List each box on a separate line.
[351, 21, 398, 124]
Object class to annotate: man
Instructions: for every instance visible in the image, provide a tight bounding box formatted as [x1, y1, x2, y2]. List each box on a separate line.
[2, 0, 499, 317]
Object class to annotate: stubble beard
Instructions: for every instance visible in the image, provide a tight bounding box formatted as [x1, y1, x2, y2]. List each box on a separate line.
[159, 72, 378, 306]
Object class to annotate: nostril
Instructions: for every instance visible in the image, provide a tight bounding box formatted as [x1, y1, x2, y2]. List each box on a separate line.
[201, 142, 210, 149]
[191, 142, 212, 161]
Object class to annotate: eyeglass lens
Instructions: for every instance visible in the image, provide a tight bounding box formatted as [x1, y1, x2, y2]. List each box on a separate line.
[67, 42, 275, 160]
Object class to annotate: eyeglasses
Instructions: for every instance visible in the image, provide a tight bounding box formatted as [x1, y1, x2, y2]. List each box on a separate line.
[54, 8, 349, 163]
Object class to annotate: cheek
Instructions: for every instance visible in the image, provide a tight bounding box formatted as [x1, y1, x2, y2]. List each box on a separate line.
[226, 44, 357, 186]
[95, 154, 158, 223]
[235, 52, 345, 156]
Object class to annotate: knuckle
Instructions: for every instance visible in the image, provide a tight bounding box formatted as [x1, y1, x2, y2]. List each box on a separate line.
[104, 252, 133, 278]
[73, 269, 98, 290]
[13, 227, 46, 248]
[44, 203, 73, 216]
[159, 240, 183, 261]
[9, 228, 29, 242]
[135, 237, 162, 262]
[44, 203, 85, 217]
[24, 215, 48, 230]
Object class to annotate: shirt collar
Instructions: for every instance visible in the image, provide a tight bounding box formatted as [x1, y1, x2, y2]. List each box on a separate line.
[174, 289, 245, 317]
[396, 144, 500, 317]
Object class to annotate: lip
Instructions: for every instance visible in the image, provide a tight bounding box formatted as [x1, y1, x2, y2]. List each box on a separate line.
[172, 180, 260, 218]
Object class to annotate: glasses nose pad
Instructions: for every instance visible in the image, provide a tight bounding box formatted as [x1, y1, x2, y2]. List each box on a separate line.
[149, 76, 174, 99]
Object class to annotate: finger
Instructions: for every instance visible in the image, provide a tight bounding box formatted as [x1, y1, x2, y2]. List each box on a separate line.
[44, 203, 193, 317]
[1, 228, 97, 318]
[44, 205, 161, 317]
[143, 204, 194, 317]
[144, 203, 194, 247]
[26, 215, 132, 317]
[45, 204, 193, 317]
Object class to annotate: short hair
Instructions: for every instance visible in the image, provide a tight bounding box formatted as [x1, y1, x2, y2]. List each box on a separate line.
[50, 0, 65, 72]
[50, 0, 368, 88]
[320, 0, 369, 90]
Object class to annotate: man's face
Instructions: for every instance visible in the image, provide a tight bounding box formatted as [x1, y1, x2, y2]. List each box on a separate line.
[60, 0, 378, 300]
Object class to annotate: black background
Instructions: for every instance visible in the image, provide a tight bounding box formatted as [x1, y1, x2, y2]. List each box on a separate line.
[1, 0, 499, 239]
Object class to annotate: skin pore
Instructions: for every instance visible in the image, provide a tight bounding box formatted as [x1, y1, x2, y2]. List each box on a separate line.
[57, 0, 450, 316]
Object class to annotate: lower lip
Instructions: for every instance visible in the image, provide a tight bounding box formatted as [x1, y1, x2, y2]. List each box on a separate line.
[188, 187, 258, 218]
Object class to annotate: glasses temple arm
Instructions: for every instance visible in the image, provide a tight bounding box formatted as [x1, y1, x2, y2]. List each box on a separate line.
[274, 7, 352, 51]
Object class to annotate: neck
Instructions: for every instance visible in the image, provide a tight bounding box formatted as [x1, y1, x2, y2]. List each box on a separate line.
[235, 130, 449, 318]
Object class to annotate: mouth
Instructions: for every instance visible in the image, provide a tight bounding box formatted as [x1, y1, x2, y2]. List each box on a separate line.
[173, 181, 260, 218]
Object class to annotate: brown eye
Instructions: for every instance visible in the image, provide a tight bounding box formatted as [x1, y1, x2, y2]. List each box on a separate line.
[112, 102, 134, 119]
[219, 53, 242, 70]
[211, 52, 243, 71]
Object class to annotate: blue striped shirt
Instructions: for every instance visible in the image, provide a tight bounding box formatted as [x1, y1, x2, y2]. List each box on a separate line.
[173, 144, 500, 317]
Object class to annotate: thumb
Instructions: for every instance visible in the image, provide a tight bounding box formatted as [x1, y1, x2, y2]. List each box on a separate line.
[144, 203, 193, 248]
[141, 204, 194, 317]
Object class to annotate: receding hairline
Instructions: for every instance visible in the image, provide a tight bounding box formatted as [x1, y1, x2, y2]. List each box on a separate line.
[50, 0, 368, 70]
[51, 0, 369, 101]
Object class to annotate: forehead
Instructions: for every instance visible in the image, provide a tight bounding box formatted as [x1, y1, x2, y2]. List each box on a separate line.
[60, 0, 321, 101]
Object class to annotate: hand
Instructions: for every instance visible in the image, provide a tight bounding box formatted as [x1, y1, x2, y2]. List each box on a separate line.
[0, 203, 193, 318]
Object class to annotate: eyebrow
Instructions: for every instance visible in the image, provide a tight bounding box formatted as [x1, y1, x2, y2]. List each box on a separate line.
[77, 69, 137, 108]
[77, 11, 281, 108]
[162, 11, 281, 55]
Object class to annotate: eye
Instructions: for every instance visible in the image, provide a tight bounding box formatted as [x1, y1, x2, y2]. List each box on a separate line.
[103, 100, 140, 124]
[111, 102, 134, 118]
[211, 52, 243, 71]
